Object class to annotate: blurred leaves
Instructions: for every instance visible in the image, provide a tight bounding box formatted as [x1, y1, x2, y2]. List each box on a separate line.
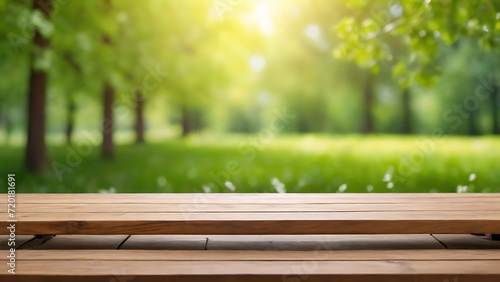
[1, 0, 499, 139]
[334, 0, 500, 88]
[32, 10, 53, 38]
[33, 48, 54, 71]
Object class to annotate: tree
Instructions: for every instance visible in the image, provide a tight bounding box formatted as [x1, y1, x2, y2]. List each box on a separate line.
[159, 0, 247, 137]
[25, 0, 53, 172]
[401, 86, 412, 134]
[334, 0, 500, 89]
[102, 80, 114, 158]
[493, 85, 500, 134]
[334, 5, 423, 134]
[62, 52, 80, 145]
[363, 72, 375, 133]
[134, 89, 145, 144]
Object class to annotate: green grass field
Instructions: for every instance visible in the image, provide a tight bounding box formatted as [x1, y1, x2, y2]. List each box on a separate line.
[1, 134, 499, 193]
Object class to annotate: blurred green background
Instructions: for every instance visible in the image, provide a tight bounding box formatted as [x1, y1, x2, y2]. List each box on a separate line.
[1, 0, 499, 193]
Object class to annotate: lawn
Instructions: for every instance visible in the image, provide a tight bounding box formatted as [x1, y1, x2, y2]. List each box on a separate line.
[1, 134, 499, 193]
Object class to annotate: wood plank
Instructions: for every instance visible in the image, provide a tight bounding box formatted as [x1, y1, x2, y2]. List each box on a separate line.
[14, 193, 500, 204]
[2, 249, 500, 261]
[1, 219, 499, 235]
[2, 194, 498, 235]
[4, 211, 500, 221]
[4, 275, 500, 282]
[2, 202, 500, 213]
[206, 234, 444, 250]
[2, 260, 500, 275]
[2, 249, 500, 282]
[3, 275, 500, 282]
[1, 211, 499, 235]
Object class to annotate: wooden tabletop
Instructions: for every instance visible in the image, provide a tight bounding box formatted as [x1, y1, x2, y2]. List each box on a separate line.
[1, 193, 499, 235]
[1, 249, 500, 281]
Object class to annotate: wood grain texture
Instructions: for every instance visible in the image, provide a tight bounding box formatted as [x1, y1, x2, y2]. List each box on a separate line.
[1, 193, 499, 235]
[2, 219, 500, 235]
[4, 211, 500, 220]
[3, 275, 500, 282]
[2, 249, 500, 261]
[2, 202, 499, 213]
[2, 260, 500, 275]
[1, 249, 499, 281]
[13, 193, 500, 204]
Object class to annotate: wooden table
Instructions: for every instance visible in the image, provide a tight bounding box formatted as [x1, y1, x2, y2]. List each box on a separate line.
[2, 193, 499, 235]
[1, 193, 500, 281]
[2, 249, 500, 282]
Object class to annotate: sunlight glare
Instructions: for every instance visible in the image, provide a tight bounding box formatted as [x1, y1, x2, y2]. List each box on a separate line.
[254, 2, 274, 35]
[304, 24, 320, 39]
[249, 55, 267, 72]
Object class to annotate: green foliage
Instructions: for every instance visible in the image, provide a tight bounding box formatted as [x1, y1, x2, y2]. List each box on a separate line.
[0, 135, 498, 193]
[1, 0, 500, 163]
[334, 0, 500, 87]
[1, 0, 500, 193]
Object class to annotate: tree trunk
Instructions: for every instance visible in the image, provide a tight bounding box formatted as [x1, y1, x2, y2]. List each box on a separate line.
[5, 116, 12, 143]
[402, 87, 412, 134]
[65, 97, 76, 146]
[363, 73, 374, 134]
[25, 0, 51, 173]
[101, 0, 114, 157]
[0, 104, 4, 139]
[102, 83, 114, 158]
[468, 110, 480, 136]
[135, 91, 145, 144]
[181, 106, 192, 137]
[0, 110, 13, 143]
[492, 85, 499, 135]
